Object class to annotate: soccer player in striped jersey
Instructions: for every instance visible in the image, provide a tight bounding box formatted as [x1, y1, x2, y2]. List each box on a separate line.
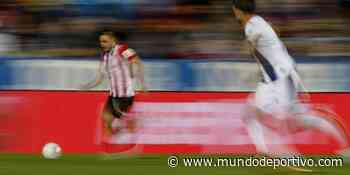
[232, 0, 349, 171]
[82, 31, 146, 134]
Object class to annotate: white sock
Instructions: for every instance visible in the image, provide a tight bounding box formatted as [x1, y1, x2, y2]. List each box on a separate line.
[246, 118, 269, 154]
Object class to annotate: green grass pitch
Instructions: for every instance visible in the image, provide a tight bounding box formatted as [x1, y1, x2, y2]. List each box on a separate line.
[0, 154, 349, 175]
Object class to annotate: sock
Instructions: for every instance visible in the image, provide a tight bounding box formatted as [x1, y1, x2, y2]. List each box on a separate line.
[246, 118, 269, 154]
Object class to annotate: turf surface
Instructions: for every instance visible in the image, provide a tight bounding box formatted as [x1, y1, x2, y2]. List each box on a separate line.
[0, 154, 349, 175]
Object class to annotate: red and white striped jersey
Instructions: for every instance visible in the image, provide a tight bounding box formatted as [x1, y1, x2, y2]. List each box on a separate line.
[102, 44, 137, 97]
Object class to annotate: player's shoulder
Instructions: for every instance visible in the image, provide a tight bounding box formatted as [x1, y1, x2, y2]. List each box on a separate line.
[115, 44, 132, 56]
[246, 16, 267, 29]
[116, 44, 137, 60]
[117, 43, 128, 51]
[245, 16, 270, 35]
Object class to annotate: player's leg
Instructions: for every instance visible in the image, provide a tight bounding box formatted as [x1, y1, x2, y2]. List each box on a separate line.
[244, 82, 292, 155]
[243, 105, 269, 154]
[102, 96, 117, 133]
[288, 69, 349, 148]
[244, 104, 299, 156]
[245, 79, 312, 172]
[100, 96, 142, 160]
[118, 97, 136, 132]
[293, 105, 349, 148]
[109, 96, 135, 132]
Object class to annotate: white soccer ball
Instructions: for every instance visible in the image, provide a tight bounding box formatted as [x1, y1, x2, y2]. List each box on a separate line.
[42, 142, 62, 159]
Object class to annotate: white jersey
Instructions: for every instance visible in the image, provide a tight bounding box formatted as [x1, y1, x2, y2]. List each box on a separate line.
[245, 16, 304, 115]
[102, 44, 137, 98]
[245, 15, 295, 83]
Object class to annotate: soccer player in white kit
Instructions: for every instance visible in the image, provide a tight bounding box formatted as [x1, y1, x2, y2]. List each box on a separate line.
[82, 31, 146, 134]
[232, 0, 349, 165]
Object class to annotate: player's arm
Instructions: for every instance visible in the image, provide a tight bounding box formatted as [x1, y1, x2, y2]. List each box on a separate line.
[245, 22, 262, 59]
[121, 47, 147, 92]
[80, 61, 104, 90]
[245, 23, 261, 48]
[130, 55, 147, 92]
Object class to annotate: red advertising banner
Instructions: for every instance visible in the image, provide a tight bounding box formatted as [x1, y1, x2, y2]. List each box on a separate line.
[0, 91, 348, 154]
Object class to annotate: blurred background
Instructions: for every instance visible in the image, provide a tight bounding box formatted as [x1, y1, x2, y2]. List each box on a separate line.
[0, 0, 349, 59]
[0, 0, 349, 92]
[1, 1, 350, 167]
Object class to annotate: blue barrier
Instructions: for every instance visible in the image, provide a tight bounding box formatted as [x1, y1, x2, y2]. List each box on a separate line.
[1, 56, 350, 92]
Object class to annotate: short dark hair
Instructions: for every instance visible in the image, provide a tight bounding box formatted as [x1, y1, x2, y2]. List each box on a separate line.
[232, 0, 256, 13]
[100, 31, 117, 40]
[99, 31, 127, 41]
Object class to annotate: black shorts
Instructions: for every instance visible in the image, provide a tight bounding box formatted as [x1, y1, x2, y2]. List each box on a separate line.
[106, 96, 134, 119]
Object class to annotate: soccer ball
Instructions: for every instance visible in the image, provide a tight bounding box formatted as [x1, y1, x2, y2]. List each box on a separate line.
[42, 142, 62, 159]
